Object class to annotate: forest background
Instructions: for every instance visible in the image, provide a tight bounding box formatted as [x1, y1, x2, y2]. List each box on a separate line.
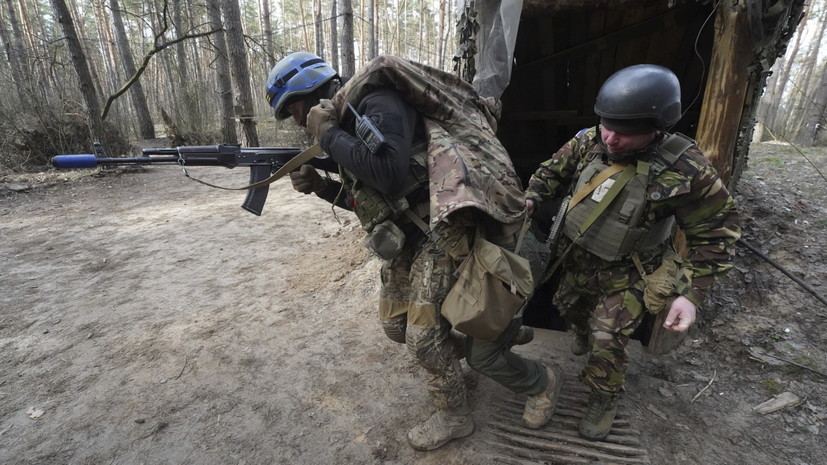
[1, 0, 826, 171]
[1, 2, 826, 463]
[0, 0, 466, 169]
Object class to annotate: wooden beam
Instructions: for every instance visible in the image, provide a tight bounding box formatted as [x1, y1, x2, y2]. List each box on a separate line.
[694, 1, 754, 185]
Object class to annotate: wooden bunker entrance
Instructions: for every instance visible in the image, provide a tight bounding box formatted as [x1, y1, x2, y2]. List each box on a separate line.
[467, 0, 805, 333]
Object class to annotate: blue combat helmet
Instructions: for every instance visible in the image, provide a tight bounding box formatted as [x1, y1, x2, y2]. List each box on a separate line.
[265, 52, 338, 120]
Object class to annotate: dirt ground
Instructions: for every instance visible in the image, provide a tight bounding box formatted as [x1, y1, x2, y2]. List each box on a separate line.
[0, 141, 825, 464]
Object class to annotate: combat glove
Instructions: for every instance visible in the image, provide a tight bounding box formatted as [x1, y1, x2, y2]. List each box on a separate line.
[306, 99, 338, 140]
[290, 164, 325, 194]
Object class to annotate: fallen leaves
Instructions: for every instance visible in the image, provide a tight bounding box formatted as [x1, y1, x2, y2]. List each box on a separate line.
[26, 407, 44, 419]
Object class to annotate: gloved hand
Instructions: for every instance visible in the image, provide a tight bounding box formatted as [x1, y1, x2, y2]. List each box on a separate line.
[290, 164, 325, 194]
[306, 99, 338, 139]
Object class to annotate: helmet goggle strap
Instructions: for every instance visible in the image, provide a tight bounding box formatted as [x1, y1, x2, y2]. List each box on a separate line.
[272, 57, 326, 91]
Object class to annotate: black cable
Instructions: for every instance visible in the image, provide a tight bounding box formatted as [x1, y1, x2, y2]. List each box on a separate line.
[737, 238, 827, 308]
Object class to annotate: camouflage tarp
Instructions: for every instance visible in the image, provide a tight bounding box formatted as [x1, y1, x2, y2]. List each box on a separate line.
[329, 55, 526, 227]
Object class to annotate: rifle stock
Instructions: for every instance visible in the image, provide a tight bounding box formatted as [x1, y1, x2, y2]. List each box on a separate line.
[51, 142, 337, 216]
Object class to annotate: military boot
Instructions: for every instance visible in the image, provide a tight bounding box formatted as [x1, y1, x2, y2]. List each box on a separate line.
[514, 325, 535, 346]
[449, 329, 466, 360]
[407, 406, 475, 451]
[579, 389, 619, 440]
[570, 329, 590, 356]
[522, 364, 566, 429]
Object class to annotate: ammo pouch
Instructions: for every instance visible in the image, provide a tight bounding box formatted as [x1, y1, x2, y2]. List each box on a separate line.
[350, 179, 411, 232]
[341, 145, 429, 260]
[442, 230, 534, 341]
[363, 220, 406, 260]
[639, 245, 682, 314]
[354, 185, 409, 260]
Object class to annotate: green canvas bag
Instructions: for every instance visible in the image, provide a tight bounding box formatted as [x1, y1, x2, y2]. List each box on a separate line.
[442, 232, 534, 341]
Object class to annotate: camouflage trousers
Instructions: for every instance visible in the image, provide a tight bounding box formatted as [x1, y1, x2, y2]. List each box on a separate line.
[378, 222, 471, 411]
[554, 246, 653, 393]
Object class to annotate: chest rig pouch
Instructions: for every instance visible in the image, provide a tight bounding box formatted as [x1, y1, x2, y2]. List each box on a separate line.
[561, 133, 694, 262]
[341, 145, 429, 259]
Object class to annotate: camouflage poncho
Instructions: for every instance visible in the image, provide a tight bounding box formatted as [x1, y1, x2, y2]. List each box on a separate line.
[329, 55, 525, 227]
[526, 127, 741, 307]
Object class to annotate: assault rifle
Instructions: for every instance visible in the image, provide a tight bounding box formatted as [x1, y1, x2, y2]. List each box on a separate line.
[51, 142, 337, 215]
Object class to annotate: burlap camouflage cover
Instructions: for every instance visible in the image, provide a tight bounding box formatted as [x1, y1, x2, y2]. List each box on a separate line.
[329, 55, 526, 227]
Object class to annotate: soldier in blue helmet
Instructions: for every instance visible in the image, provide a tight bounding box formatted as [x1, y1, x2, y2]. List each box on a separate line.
[265, 52, 563, 451]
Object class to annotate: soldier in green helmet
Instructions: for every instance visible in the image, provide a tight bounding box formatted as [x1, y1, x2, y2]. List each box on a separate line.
[265, 53, 565, 451]
[525, 64, 741, 441]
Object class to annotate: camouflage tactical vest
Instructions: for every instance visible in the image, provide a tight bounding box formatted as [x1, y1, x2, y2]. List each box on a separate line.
[329, 55, 526, 231]
[562, 132, 695, 262]
[338, 147, 428, 232]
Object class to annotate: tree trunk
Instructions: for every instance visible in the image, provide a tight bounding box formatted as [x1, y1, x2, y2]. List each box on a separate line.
[3, 0, 29, 103]
[695, 1, 753, 185]
[50, 0, 106, 141]
[438, 0, 446, 67]
[418, 0, 425, 63]
[799, 63, 827, 146]
[341, 0, 355, 76]
[261, 0, 274, 68]
[110, 0, 156, 139]
[15, 0, 50, 100]
[94, 0, 119, 95]
[792, 7, 827, 145]
[222, 0, 259, 147]
[765, 6, 808, 135]
[314, 0, 324, 58]
[298, 0, 311, 51]
[368, 0, 377, 60]
[207, 0, 237, 144]
[172, 0, 199, 130]
[330, 0, 340, 70]
[386, 2, 398, 55]
[754, 50, 786, 142]
[68, 0, 106, 107]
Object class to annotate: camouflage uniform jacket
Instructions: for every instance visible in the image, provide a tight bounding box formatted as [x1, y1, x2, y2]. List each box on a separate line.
[329, 55, 526, 229]
[526, 127, 741, 307]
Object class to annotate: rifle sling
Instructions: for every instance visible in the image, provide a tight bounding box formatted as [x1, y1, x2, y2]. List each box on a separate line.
[182, 143, 325, 191]
[566, 162, 626, 213]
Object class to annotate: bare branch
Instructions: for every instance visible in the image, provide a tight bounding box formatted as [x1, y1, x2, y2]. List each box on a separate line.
[101, 27, 222, 120]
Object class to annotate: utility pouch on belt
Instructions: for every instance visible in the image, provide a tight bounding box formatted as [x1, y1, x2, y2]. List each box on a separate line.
[363, 219, 406, 260]
[442, 230, 534, 341]
[350, 180, 409, 232]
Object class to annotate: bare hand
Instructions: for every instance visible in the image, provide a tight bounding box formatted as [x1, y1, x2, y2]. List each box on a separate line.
[662, 296, 696, 332]
[526, 199, 536, 217]
[306, 99, 338, 139]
